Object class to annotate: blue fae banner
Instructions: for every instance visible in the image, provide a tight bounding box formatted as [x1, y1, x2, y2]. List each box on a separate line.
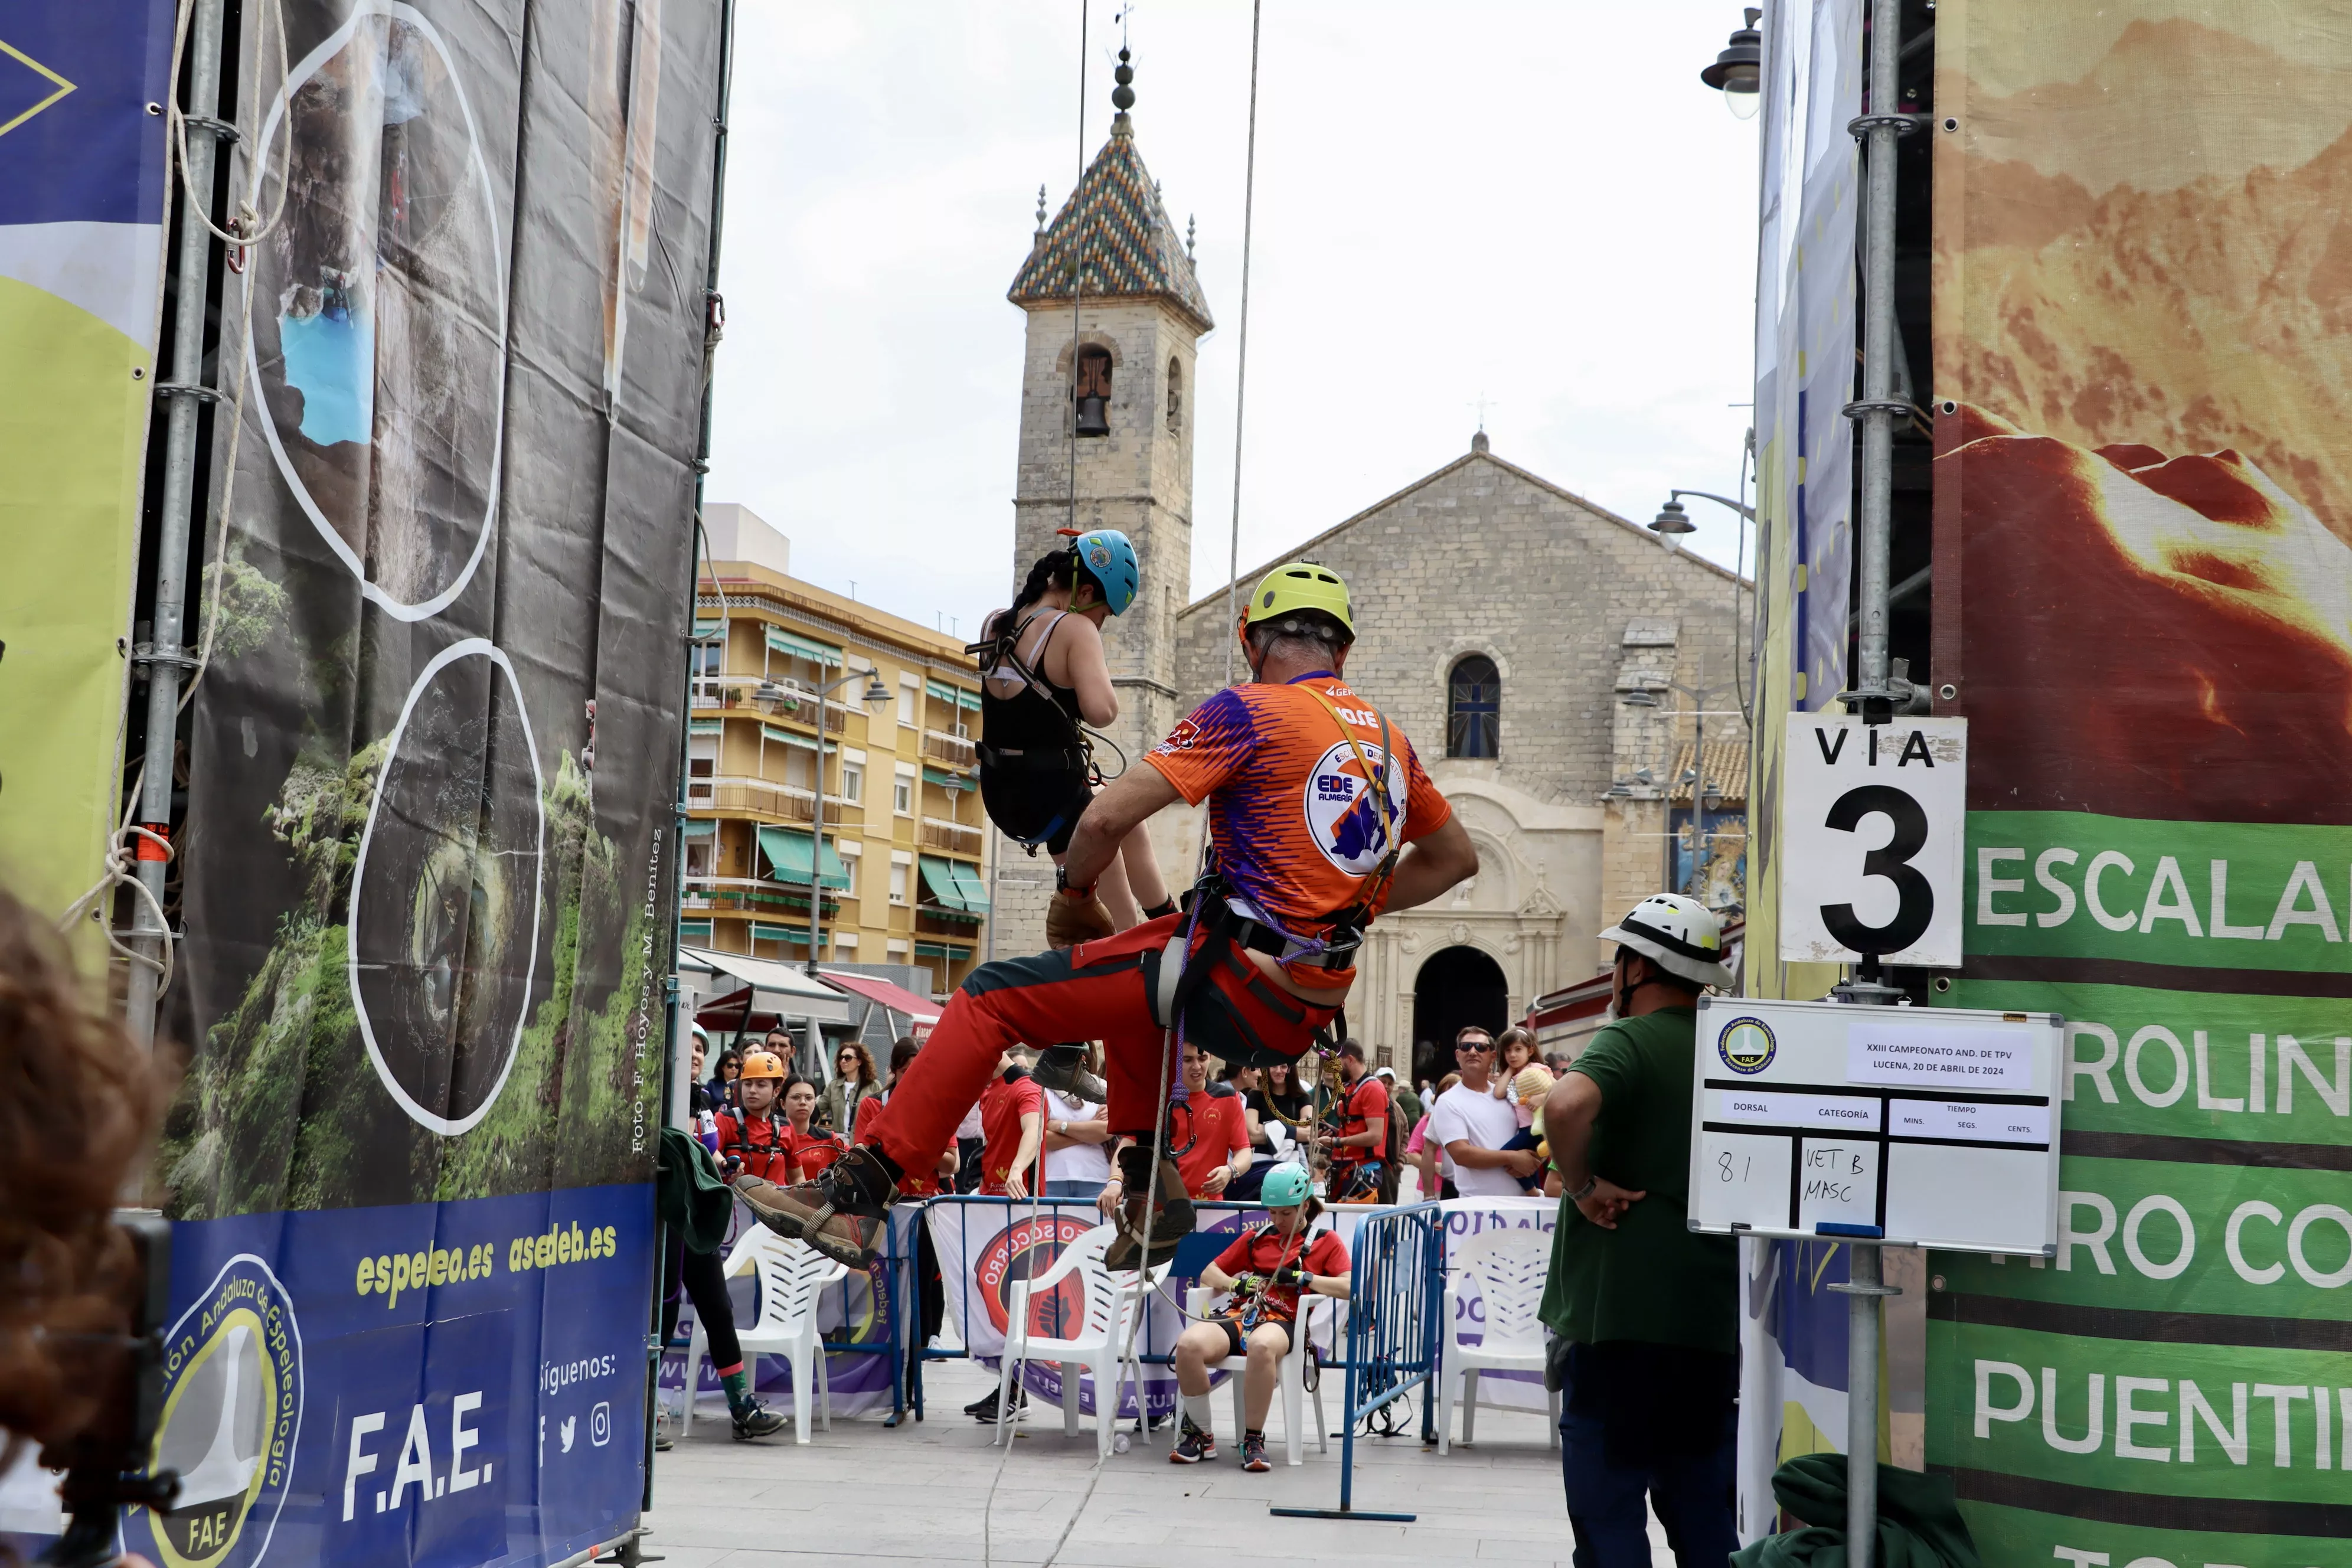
[130, 1188, 653, 1568]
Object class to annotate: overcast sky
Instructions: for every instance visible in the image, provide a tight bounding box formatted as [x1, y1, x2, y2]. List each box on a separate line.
[705, 2, 1763, 638]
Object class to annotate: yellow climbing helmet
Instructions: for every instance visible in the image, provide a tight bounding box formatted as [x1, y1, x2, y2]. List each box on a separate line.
[1243, 560, 1354, 639]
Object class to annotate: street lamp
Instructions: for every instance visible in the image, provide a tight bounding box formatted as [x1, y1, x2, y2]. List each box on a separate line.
[805, 668, 892, 980]
[1700, 9, 1763, 120]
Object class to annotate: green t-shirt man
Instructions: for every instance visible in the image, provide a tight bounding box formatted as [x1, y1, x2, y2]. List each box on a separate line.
[1539, 1006, 1737, 1355]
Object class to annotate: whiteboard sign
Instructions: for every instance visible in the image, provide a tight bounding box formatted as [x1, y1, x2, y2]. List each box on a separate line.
[1779, 715, 1966, 966]
[1686, 995, 2062, 1255]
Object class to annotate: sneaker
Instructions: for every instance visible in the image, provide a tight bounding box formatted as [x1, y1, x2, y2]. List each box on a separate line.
[733, 1146, 899, 1268]
[966, 1385, 1027, 1425]
[730, 1400, 787, 1440]
[1168, 1416, 1216, 1464]
[654, 1408, 675, 1452]
[1103, 1145, 1194, 1270]
[1030, 1043, 1108, 1105]
[1240, 1432, 1270, 1472]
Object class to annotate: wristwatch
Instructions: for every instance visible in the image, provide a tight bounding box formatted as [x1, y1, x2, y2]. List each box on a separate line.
[1054, 864, 1095, 898]
[1570, 1175, 1598, 1203]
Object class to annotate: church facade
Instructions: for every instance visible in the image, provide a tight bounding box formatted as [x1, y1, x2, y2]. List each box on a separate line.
[987, 84, 1752, 1077]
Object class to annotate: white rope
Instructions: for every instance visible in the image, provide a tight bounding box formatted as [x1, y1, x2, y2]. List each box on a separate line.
[1219, 0, 1262, 688]
[56, 824, 177, 992]
[165, 0, 292, 251]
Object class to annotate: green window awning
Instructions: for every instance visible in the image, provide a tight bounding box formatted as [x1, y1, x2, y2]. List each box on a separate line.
[925, 679, 958, 705]
[766, 628, 842, 665]
[762, 723, 822, 751]
[957, 687, 982, 713]
[688, 719, 722, 734]
[949, 860, 991, 913]
[920, 765, 966, 789]
[679, 920, 714, 942]
[692, 619, 724, 639]
[681, 819, 717, 838]
[914, 941, 969, 960]
[752, 923, 813, 945]
[918, 855, 975, 910]
[758, 827, 851, 890]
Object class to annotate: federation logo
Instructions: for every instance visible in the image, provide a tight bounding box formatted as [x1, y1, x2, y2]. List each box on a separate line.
[1155, 717, 1202, 754]
[974, 1213, 1096, 1337]
[129, 1256, 303, 1568]
[1717, 1018, 1777, 1076]
[1301, 739, 1401, 875]
[1086, 543, 1113, 569]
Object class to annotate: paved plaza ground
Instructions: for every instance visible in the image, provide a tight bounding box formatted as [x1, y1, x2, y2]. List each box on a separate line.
[639, 1357, 1671, 1567]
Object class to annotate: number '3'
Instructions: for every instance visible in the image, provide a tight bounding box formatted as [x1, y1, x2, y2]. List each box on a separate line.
[1819, 784, 1932, 955]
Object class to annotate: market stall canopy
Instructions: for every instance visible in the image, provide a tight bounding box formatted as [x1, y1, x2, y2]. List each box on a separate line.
[678, 945, 854, 1024]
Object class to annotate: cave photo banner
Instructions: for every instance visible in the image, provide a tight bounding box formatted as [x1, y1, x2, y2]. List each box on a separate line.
[1931, 3, 2352, 1562]
[137, 4, 722, 1567]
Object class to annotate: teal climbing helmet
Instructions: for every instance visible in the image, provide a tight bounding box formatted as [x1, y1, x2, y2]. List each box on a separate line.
[1260, 1163, 1312, 1208]
[1071, 528, 1139, 616]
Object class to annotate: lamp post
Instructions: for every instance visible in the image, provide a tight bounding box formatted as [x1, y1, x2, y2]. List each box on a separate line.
[1698, 8, 1763, 119]
[805, 668, 893, 980]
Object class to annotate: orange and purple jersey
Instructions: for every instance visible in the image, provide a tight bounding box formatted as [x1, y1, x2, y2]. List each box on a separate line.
[1145, 673, 1451, 981]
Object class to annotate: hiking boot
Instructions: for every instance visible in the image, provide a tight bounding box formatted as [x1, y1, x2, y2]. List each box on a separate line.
[1030, 1043, 1108, 1105]
[730, 1400, 787, 1440]
[1239, 1431, 1270, 1472]
[966, 1384, 1027, 1425]
[1169, 1416, 1216, 1464]
[1103, 1144, 1194, 1270]
[733, 1146, 899, 1268]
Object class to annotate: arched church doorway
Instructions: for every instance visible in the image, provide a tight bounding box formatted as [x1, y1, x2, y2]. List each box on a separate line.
[1413, 945, 1508, 1086]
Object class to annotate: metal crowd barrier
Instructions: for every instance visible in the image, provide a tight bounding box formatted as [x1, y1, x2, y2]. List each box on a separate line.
[1269, 1199, 1445, 1522]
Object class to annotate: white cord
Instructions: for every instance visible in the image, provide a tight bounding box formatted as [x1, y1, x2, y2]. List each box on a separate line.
[165, 0, 292, 250]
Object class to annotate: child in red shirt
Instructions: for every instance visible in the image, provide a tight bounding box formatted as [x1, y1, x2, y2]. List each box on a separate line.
[978, 1050, 1046, 1198]
[1166, 1165, 1350, 1471]
[717, 1051, 795, 1182]
[779, 1076, 848, 1182]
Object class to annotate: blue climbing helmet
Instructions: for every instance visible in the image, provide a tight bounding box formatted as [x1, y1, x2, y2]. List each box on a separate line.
[1260, 1163, 1312, 1208]
[1068, 528, 1139, 616]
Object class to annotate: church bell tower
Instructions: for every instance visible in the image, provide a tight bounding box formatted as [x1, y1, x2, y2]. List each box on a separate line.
[1005, 50, 1213, 791]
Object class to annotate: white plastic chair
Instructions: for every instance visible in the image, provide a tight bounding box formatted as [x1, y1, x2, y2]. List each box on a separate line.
[996, 1223, 1162, 1459]
[1436, 1226, 1558, 1452]
[681, 1229, 850, 1444]
[1184, 1285, 1328, 1465]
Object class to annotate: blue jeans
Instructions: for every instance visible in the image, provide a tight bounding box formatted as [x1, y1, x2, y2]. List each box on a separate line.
[1040, 1179, 1105, 1200]
[1557, 1375, 1737, 1568]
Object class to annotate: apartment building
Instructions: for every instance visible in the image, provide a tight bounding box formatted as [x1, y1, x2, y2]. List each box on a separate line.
[681, 506, 989, 998]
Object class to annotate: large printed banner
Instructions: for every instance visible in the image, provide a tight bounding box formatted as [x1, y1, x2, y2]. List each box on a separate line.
[1929, 4, 2352, 1562]
[921, 1197, 1556, 1421]
[1746, 0, 1860, 994]
[128, 3, 724, 1567]
[0, 0, 174, 922]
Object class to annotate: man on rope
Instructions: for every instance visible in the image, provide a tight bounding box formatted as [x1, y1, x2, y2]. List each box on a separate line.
[732, 559, 1479, 1269]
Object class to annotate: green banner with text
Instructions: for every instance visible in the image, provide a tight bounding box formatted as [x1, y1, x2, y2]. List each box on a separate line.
[1930, 1, 2352, 1560]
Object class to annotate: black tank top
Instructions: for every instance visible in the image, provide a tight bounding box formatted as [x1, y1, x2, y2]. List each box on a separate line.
[976, 610, 1084, 752]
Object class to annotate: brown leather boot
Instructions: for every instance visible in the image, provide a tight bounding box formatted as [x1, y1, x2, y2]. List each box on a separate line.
[733, 1146, 899, 1268]
[1103, 1142, 1193, 1270]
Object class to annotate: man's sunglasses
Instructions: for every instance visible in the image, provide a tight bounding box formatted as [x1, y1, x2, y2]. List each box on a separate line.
[1457, 1038, 1496, 1052]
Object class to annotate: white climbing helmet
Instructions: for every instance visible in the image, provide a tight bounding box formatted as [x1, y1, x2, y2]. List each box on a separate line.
[1599, 893, 1734, 989]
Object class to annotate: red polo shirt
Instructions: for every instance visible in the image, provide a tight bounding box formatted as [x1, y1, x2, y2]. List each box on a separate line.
[979, 1069, 1046, 1194]
[1210, 1224, 1350, 1325]
[1174, 1085, 1252, 1197]
[718, 1108, 794, 1183]
[1331, 1075, 1389, 1164]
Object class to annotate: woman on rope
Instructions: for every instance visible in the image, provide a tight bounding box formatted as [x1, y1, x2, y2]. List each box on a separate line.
[971, 530, 1173, 933]
[1167, 1164, 1350, 1471]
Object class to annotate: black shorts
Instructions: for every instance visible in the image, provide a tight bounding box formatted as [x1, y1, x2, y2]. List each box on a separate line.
[1209, 1315, 1289, 1358]
[980, 766, 1093, 854]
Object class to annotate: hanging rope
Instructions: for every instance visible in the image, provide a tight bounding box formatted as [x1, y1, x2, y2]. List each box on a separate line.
[1219, 0, 1263, 687]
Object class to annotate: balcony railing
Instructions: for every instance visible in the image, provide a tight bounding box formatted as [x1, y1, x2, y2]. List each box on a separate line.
[690, 676, 847, 730]
[687, 775, 817, 822]
[921, 730, 976, 769]
[919, 816, 984, 857]
[680, 876, 840, 919]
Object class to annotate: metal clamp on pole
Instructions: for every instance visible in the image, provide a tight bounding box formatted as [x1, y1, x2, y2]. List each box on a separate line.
[179, 113, 241, 143]
[151, 381, 221, 404]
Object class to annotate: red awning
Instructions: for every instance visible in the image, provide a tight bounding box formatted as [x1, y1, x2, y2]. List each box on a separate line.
[821, 970, 943, 1025]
